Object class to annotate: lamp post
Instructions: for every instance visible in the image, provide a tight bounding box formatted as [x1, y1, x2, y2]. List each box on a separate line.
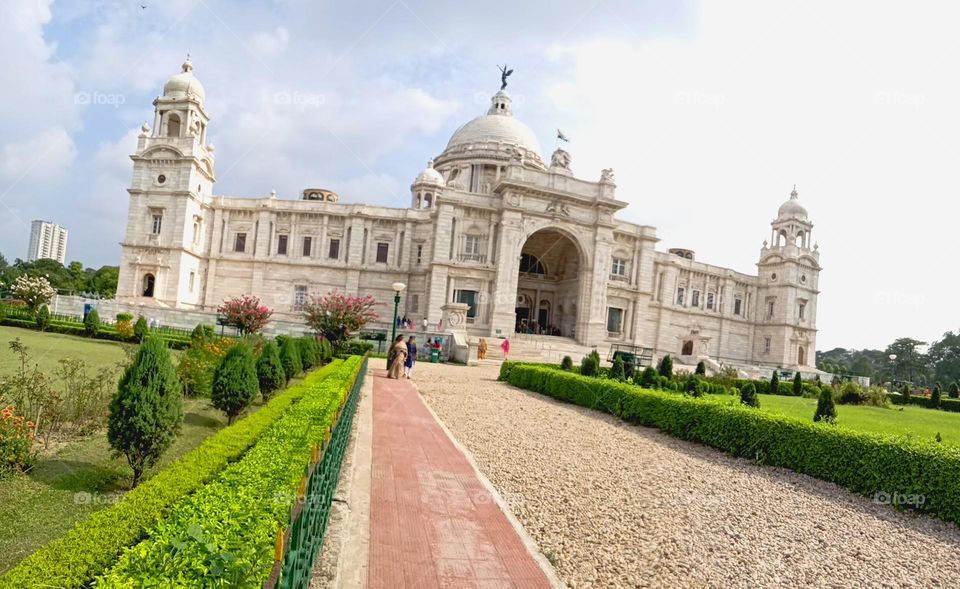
[390, 282, 406, 343]
[889, 353, 897, 384]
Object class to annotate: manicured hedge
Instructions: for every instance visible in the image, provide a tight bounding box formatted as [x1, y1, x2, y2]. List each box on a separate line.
[0, 360, 343, 589]
[98, 356, 365, 587]
[0, 313, 193, 349]
[904, 395, 960, 413]
[499, 362, 960, 525]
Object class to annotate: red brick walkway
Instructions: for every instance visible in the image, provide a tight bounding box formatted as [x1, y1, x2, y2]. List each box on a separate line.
[368, 371, 553, 589]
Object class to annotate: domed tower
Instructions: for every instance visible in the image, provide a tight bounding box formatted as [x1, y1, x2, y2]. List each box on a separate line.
[116, 58, 216, 308]
[410, 160, 444, 209]
[754, 187, 821, 372]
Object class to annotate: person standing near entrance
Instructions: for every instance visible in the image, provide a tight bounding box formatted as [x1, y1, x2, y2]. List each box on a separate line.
[388, 335, 407, 379]
[404, 336, 417, 379]
[501, 338, 510, 360]
[478, 338, 488, 360]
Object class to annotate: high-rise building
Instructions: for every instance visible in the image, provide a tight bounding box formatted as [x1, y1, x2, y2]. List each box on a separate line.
[27, 220, 68, 264]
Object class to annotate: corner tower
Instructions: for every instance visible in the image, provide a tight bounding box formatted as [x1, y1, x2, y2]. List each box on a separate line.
[754, 187, 821, 371]
[116, 58, 217, 308]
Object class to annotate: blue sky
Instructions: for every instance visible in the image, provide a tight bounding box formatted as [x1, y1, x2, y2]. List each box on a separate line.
[4, 0, 960, 351]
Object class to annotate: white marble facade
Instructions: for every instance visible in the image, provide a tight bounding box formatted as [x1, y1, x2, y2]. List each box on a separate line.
[116, 61, 821, 372]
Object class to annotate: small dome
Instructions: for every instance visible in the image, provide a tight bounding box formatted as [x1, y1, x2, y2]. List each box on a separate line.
[778, 187, 808, 219]
[414, 160, 444, 186]
[163, 58, 205, 101]
[443, 91, 542, 160]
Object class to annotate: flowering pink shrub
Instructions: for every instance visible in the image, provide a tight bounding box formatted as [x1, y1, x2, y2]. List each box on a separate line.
[217, 295, 273, 335]
[301, 291, 378, 353]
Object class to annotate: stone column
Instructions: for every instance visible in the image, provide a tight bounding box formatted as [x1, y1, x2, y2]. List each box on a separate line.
[489, 211, 523, 338]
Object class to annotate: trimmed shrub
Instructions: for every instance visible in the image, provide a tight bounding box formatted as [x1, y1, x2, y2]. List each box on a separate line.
[256, 341, 286, 401]
[639, 366, 657, 389]
[107, 336, 183, 488]
[98, 357, 365, 587]
[318, 338, 332, 362]
[740, 382, 759, 408]
[191, 323, 215, 340]
[116, 313, 134, 339]
[930, 384, 943, 409]
[133, 316, 148, 342]
[900, 383, 911, 405]
[1, 361, 344, 589]
[837, 381, 866, 405]
[83, 308, 100, 336]
[342, 340, 374, 356]
[610, 356, 625, 382]
[298, 337, 321, 369]
[814, 386, 837, 423]
[499, 364, 960, 527]
[211, 345, 260, 424]
[950, 382, 960, 400]
[280, 336, 303, 382]
[695, 361, 706, 375]
[560, 355, 573, 371]
[770, 370, 780, 394]
[580, 351, 600, 377]
[793, 372, 803, 397]
[658, 355, 673, 378]
[35, 304, 50, 331]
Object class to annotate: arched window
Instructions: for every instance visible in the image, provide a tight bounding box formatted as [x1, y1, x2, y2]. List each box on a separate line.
[142, 273, 156, 297]
[167, 114, 181, 138]
[798, 346, 806, 366]
[681, 340, 694, 355]
[519, 253, 545, 275]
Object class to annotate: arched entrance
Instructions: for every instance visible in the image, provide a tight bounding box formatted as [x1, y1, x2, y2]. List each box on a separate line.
[142, 273, 155, 297]
[515, 228, 581, 337]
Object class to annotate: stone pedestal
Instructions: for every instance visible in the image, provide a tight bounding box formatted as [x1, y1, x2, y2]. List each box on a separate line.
[441, 303, 472, 364]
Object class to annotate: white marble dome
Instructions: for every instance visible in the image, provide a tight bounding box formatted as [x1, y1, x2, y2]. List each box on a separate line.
[444, 91, 542, 157]
[414, 160, 444, 185]
[778, 188, 808, 219]
[163, 59, 205, 101]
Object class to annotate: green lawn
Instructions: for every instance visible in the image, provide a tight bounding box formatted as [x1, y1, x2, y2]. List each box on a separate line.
[748, 394, 960, 446]
[0, 397, 265, 572]
[0, 325, 130, 375]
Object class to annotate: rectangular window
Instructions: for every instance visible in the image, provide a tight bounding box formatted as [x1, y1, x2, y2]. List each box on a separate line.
[767, 300, 775, 319]
[734, 296, 743, 316]
[294, 285, 308, 309]
[234, 232, 246, 253]
[611, 258, 626, 276]
[676, 287, 685, 306]
[706, 292, 715, 310]
[277, 234, 288, 255]
[606, 307, 624, 333]
[464, 235, 480, 257]
[411, 294, 420, 313]
[764, 336, 772, 355]
[328, 238, 340, 259]
[188, 271, 195, 292]
[151, 214, 163, 235]
[376, 242, 389, 264]
[455, 289, 478, 319]
[192, 222, 199, 244]
[691, 290, 700, 308]
[302, 236, 312, 257]
[416, 244, 423, 265]
[799, 302, 806, 321]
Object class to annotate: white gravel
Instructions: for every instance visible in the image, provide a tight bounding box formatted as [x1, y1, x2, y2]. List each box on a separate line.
[414, 362, 960, 589]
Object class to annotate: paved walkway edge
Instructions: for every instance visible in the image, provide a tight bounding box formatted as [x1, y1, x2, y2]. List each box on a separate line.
[323, 364, 374, 588]
[412, 380, 567, 589]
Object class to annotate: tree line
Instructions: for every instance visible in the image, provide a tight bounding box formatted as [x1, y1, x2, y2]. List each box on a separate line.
[0, 253, 118, 299]
[817, 334, 960, 388]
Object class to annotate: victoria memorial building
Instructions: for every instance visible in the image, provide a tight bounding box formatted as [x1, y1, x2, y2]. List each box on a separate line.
[116, 60, 822, 373]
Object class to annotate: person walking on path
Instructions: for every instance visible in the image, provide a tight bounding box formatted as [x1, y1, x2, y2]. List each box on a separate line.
[500, 337, 510, 360]
[388, 335, 407, 378]
[478, 337, 488, 360]
[404, 336, 417, 379]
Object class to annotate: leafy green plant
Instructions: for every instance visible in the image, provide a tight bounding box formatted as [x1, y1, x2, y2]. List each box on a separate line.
[793, 372, 803, 396]
[279, 337, 303, 382]
[211, 345, 260, 424]
[0, 361, 344, 589]
[770, 370, 779, 393]
[837, 381, 866, 405]
[695, 361, 706, 375]
[35, 304, 50, 331]
[639, 366, 657, 389]
[740, 382, 759, 408]
[950, 382, 960, 399]
[115, 313, 134, 339]
[133, 316, 148, 342]
[609, 356, 625, 381]
[560, 356, 573, 371]
[814, 386, 837, 423]
[580, 351, 600, 377]
[658, 355, 673, 378]
[298, 337, 321, 369]
[83, 308, 100, 337]
[930, 384, 943, 409]
[256, 341, 286, 401]
[900, 383, 911, 405]
[107, 336, 183, 487]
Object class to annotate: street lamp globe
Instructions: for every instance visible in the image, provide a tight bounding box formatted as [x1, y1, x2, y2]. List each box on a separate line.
[889, 354, 897, 362]
[392, 282, 406, 293]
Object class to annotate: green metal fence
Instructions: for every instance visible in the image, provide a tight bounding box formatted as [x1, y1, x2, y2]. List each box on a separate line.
[265, 355, 367, 589]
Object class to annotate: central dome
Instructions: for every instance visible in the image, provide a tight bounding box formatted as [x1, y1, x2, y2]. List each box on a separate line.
[440, 91, 544, 166]
[778, 187, 808, 220]
[163, 59, 205, 101]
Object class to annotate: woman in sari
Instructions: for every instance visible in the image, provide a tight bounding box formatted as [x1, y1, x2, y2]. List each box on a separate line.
[388, 334, 407, 379]
[478, 338, 488, 360]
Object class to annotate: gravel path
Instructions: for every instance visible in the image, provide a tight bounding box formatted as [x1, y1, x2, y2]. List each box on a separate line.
[414, 362, 960, 589]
